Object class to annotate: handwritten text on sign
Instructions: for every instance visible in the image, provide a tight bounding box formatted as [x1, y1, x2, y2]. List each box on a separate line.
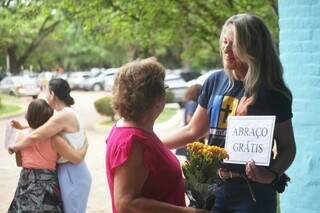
[223, 116, 275, 166]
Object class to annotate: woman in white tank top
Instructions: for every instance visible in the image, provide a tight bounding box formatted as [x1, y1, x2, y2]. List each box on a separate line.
[9, 78, 92, 213]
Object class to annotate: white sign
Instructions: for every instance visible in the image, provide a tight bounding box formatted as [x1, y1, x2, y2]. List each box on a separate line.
[223, 116, 275, 166]
[4, 123, 17, 149]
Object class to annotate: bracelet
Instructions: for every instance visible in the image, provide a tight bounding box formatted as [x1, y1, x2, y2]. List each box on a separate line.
[269, 169, 279, 184]
[218, 168, 226, 181]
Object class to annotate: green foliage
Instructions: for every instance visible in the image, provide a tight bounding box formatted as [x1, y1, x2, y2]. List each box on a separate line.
[156, 107, 177, 123]
[0, 104, 21, 116]
[0, 96, 2, 108]
[0, 0, 279, 72]
[71, 0, 279, 70]
[0, 0, 64, 73]
[165, 90, 175, 103]
[94, 96, 115, 121]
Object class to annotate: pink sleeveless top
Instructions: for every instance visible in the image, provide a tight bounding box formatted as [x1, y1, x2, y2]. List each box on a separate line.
[106, 126, 186, 213]
[21, 129, 58, 170]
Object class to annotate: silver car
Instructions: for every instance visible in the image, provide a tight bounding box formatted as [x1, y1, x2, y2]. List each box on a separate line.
[81, 69, 117, 91]
[165, 73, 188, 105]
[0, 75, 41, 98]
[68, 71, 91, 90]
[187, 69, 221, 86]
[103, 68, 118, 92]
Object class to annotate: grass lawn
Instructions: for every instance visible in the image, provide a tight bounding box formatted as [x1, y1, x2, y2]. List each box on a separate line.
[0, 104, 22, 117]
[156, 107, 178, 123]
[0, 94, 21, 103]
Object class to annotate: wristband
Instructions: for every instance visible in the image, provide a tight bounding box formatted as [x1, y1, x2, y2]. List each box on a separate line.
[269, 169, 280, 185]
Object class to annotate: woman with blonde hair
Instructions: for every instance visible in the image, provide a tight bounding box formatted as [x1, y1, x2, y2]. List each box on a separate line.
[163, 13, 296, 213]
[106, 57, 207, 213]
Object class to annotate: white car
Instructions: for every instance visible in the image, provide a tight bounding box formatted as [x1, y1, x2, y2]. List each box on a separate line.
[81, 68, 118, 91]
[165, 74, 188, 104]
[0, 75, 41, 98]
[187, 69, 221, 86]
[68, 71, 91, 90]
[103, 68, 118, 92]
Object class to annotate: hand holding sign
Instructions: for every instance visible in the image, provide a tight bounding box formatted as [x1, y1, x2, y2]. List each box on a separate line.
[224, 116, 275, 166]
[245, 160, 276, 184]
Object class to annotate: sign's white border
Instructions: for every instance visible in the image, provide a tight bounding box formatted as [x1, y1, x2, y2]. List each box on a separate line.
[223, 116, 276, 166]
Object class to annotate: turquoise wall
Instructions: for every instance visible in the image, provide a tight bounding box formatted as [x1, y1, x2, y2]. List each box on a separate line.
[279, 0, 320, 212]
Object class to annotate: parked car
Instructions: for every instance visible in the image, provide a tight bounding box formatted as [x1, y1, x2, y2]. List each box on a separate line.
[165, 73, 188, 105]
[169, 69, 201, 81]
[0, 72, 7, 81]
[37, 71, 58, 90]
[187, 69, 221, 86]
[103, 68, 118, 92]
[81, 68, 118, 91]
[68, 71, 91, 90]
[0, 75, 41, 98]
[57, 72, 71, 80]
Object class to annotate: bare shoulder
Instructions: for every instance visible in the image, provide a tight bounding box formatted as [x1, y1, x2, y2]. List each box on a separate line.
[54, 108, 75, 121]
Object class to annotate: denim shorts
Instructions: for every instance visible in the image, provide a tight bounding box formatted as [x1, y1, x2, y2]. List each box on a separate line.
[212, 178, 276, 213]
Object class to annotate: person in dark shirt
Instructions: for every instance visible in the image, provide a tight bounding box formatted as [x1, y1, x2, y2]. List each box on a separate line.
[176, 84, 203, 157]
[163, 13, 296, 213]
[183, 84, 202, 126]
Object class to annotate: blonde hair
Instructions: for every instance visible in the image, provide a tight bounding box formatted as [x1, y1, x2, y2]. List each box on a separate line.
[112, 57, 166, 121]
[220, 13, 292, 100]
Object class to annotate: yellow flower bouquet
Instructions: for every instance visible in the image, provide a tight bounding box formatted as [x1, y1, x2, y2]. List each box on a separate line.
[182, 142, 228, 210]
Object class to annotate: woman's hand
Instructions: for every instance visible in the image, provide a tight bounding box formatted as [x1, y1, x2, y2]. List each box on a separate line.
[236, 97, 254, 116]
[8, 144, 17, 154]
[245, 161, 275, 184]
[11, 120, 26, 130]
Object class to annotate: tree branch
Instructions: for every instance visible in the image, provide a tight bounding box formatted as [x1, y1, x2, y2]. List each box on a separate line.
[17, 19, 61, 66]
[193, 1, 226, 28]
[174, 0, 216, 49]
[2, 0, 13, 8]
[38, 15, 51, 34]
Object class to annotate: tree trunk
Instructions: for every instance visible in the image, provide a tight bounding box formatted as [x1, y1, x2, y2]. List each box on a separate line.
[37, 59, 44, 71]
[127, 44, 137, 61]
[7, 46, 21, 74]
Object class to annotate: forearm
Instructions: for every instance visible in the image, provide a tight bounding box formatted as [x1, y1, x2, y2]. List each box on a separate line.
[15, 152, 22, 167]
[52, 135, 86, 164]
[62, 148, 84, 164]
[271, 119, 296, 175]
[18, 125, 29, 129]
[162, 106, 209, 149]
[162, 125, 199, 149]
[270, 146, 296, 174]
[14, 133, 42, 150]
[14, 124, 64, 152]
